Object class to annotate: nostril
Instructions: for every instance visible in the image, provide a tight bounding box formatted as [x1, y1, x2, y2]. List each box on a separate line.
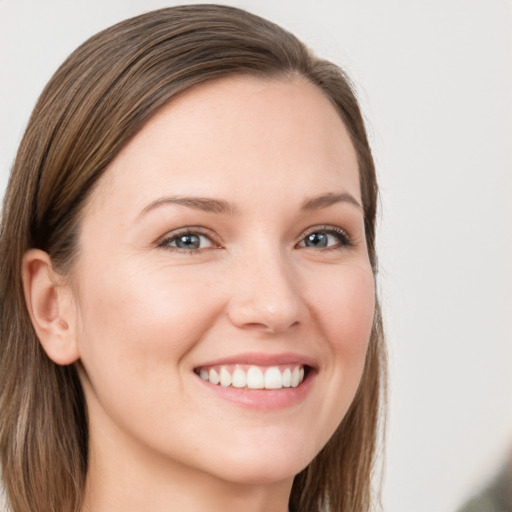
[227, 299, 303, 334]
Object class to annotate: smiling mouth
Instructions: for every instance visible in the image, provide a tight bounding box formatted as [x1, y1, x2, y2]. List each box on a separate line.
[194, 364, 306, 390]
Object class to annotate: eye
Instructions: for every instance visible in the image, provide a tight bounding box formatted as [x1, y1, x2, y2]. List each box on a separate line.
[158, 229, 217, 252]
[297, 227, 351, 249]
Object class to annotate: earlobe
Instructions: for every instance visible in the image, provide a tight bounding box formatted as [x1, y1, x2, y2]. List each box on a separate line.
[22, 249, 80, 365]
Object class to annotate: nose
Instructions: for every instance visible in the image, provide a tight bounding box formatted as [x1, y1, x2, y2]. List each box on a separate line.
[226, 249, 305, 334]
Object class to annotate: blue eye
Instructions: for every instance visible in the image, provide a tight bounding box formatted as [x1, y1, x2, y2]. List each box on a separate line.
[160, 231, 215, 251]
[298, 228, 351, 249]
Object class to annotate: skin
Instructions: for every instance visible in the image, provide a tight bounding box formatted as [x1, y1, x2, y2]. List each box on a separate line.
[23, 75, 375, 512]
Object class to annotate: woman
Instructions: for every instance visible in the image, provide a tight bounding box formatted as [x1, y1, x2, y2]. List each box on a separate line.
[0, 5, 386, 512]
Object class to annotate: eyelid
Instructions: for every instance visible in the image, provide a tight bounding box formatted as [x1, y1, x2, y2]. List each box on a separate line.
[296, 224, 353, 248]
[155, 224, 353, 253]
[156, 226, 222, 251]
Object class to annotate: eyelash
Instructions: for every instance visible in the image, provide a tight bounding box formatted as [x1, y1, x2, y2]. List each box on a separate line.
[157, 225, 352, 254]
[297, 225, 352, 250]
[157, 227, 220, 254]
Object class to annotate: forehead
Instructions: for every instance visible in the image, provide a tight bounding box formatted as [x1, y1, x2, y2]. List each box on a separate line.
[84, 74, 360, 218]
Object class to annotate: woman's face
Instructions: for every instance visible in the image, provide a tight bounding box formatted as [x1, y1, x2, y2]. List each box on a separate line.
[71, 76, 375, 485]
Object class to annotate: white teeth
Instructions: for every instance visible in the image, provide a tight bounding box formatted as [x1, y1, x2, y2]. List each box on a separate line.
[264, 367, 282, 389]
[198, 364, 305, 390]
[219, 367, 232, 387]
[209, 368, 220, 385]
[246, 366, 265, 389]
[282, 368, 291, 387]
[290, 367, 300, 388]
[231, 367, 247, 388]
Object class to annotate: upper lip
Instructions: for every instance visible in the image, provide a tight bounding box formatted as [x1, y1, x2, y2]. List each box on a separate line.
[194, 352, 318, 370]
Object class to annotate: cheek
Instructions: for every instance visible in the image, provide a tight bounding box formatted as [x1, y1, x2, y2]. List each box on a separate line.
[74, 263, 224, 384]
[308, 262, 374, 417]
[73, 263, 228, 446]
[292, 262, 375, 455]
[310, 263, 375, 357]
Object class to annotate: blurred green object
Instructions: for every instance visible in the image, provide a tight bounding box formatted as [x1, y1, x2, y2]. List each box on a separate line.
[458, 455, 512, 512]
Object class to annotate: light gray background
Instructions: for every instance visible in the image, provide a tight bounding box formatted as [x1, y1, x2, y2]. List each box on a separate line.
[1, 1, 511, 511]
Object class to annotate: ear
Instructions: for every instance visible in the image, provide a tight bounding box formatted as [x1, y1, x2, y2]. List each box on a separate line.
[21, 249, 80, 365]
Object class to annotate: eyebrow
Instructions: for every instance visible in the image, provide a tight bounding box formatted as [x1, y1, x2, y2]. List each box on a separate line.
[300, 192, 362, 211]
[137, 191, 362, 220]
[138, 196, 240, 219]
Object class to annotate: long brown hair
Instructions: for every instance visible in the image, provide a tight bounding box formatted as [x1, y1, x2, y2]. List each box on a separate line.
[0, 5, 386, 512]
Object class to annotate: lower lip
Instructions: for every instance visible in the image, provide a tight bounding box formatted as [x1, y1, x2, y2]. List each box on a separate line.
[195, 371, 316, 410]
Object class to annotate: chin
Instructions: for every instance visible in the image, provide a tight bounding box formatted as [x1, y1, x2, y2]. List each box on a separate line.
[202, 445, 314, 486]
[216, 463, 303, 486]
